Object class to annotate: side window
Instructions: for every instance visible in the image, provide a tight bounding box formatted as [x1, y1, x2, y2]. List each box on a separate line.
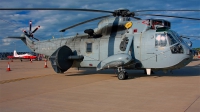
[86, 43, 92, 53]
[155, 34, 167, 47]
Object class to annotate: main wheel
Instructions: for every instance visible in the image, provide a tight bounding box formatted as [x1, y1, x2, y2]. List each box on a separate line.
[118, 71, 126, 80]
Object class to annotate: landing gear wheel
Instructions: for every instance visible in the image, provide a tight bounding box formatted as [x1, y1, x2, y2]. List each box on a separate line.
[118, 71, 125, 80]
[118, 71, 128, 80]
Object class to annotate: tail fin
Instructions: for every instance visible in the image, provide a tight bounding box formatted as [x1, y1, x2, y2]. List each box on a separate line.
[7, 36, 25, 39]
[7, 34, 36, 52]
[7, 36, 26, 44]
[13, 50, 18, 57]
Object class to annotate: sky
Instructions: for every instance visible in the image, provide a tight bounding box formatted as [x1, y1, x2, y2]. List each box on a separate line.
[0, 0, 199, 52]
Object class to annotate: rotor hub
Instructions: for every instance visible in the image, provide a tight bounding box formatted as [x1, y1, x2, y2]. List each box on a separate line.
[113, 9, 135, 17]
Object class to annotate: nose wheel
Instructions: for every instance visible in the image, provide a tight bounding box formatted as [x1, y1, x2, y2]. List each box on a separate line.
[117, 67, 128, 80]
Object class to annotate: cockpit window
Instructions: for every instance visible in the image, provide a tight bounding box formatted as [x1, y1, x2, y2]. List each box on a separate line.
[170, 30, 184, 43]
[155, 33, 178, 47]
[167, 33, 177, 45]
[172, 31, 179, 37]
[155, 33, 167, 47]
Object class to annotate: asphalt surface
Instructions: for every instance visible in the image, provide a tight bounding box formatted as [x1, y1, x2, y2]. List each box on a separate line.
[0, 59, 199, 112]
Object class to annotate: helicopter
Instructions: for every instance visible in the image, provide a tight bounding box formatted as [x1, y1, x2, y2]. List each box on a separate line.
[2, 8, 200, 80]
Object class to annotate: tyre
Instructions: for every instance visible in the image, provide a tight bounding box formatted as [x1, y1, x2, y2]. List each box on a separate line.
[118, 71, 126, 80]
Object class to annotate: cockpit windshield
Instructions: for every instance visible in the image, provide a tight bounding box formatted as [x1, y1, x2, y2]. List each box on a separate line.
[155, 32, 177, 47]
[167, 33, 177, 45]
[155, 31, 185, 54]
[170, 30, 184, 43]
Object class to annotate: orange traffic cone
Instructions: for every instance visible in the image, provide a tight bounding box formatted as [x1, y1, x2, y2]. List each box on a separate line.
[7, 62, 11, 71]
[44, 59, 48, 68]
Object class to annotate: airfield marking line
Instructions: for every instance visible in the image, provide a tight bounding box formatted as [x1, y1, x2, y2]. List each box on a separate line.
[184, 95, 200, 112]
[0, 74, 55, 84]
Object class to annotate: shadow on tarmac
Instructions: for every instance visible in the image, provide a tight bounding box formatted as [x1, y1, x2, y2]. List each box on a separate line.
[192, 58, 200, 61]
[65, 65, 199, 79]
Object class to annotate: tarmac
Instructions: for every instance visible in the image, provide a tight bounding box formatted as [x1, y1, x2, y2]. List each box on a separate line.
[0, 58, 199, 112]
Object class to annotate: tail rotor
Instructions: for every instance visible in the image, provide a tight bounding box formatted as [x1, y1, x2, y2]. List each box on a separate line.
[23, 21, 40, 41]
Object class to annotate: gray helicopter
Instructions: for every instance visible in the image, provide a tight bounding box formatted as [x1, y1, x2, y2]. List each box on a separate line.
[4, 8, 200, 80]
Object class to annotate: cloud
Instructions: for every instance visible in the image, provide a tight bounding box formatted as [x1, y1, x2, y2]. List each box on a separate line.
[0, 38, 13, 46]
[0, 0, 200, 52]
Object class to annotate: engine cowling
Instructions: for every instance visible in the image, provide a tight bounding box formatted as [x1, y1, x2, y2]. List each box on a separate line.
[49, 46, 74, 73]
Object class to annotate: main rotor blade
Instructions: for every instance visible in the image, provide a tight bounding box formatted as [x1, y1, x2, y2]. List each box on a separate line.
[132, 17, 141, 20]
[139, 14, 200, 20]
[60, 15, 112, 32]
[0, 8, 114, 13]
[182, 36, 200, 37]
[135, 10, 200, 12]
[180, 35, 200, 39]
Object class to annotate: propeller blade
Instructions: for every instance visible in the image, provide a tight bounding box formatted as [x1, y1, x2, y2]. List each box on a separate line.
[32, 26, 40, 33]
[60, 15, 112, 32]
[31, 35, 39, 41]
[0, 8, 114, 13]
[23, 30, 28, 35]
[33, 37, 39, 41]
[29, 21, 32, 34]
[138, 14, 200, 20]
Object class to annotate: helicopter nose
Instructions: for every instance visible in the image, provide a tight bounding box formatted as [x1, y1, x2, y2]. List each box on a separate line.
[185, 48, 193, 62]
[185, 48, 193, 55]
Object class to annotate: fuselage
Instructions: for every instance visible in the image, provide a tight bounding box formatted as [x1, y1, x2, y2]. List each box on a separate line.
[27, 18, 193, 71]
